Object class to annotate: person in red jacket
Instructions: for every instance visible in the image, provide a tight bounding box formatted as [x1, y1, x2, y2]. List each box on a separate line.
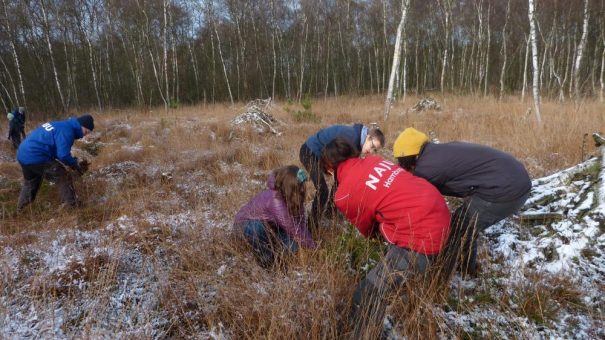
[321, 138, 450, 336]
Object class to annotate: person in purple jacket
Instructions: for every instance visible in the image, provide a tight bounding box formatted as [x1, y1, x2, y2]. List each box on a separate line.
[234, 165, 316, 268]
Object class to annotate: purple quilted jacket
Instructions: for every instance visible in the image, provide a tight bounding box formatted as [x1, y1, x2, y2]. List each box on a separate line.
[234, 175, 316, 248]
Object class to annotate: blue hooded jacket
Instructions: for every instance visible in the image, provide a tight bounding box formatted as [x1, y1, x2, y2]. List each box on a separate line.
[17, 118, 84, 167]
[304, 124, 364, 157]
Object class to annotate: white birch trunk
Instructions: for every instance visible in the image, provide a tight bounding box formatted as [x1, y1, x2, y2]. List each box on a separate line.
[0, 55, 17, 105]
[1, 0, 25, 105]
[77, 6, 102, 110]
[270, 0, 277, 100]
[214, 23, 234, 105]
[384, 0, 410, 120]
[39, 0, 67, 113]
[163, 0, 169, 110]
[528, 0, 542, 124]
[522, 37, 530, 101]
[484, 1, 491, 97]
[440, 0, 451, 95]
[298, 20, 308, 103]
[499, 0, 511, 100]
[403, 36, 408, 101]
[573, 0, 590, 100]
[569, 33, 577, 96]
[599, 32, 605, 103]
[560, 37, 572, 102]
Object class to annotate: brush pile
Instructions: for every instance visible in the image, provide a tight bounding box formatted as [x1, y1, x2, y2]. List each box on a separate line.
[231, 98, 281, 135]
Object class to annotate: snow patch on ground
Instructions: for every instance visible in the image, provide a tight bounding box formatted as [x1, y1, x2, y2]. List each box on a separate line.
[435, 157, 605, 338]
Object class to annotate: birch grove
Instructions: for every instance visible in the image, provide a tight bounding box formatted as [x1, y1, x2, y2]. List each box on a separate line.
[0, 0, 602, 114]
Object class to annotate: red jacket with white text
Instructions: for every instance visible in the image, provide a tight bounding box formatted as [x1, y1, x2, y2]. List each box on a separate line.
[334, 156, 450, 255]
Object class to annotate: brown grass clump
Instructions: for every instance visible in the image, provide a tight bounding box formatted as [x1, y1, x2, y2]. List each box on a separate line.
[507, 271, 585, 325]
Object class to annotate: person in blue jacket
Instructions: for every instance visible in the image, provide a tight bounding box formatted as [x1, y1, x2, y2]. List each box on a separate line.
[7, 107, 26, 150]
[299, 123, 385, 227]
[16, 114, 95, 210]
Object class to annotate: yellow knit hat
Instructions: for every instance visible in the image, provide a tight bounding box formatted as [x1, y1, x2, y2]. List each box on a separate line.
[393, 128, 429, 157]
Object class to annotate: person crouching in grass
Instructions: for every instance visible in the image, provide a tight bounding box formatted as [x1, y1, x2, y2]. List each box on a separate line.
[393, 127, 531, 278]
[233, 165, 316, 268]
[321, 138, 450, 337]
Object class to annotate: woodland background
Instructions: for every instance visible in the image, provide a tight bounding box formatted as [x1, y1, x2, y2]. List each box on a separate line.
[1, 0, 604, 114]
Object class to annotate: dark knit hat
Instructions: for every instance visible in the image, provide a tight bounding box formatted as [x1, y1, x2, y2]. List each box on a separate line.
[77, 114, 95, 131]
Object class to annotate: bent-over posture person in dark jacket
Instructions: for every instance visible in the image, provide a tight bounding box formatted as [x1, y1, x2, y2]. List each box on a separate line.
[17, 114, 94, 210]
[393, 128, 532, 277]
[8, 107, 26, 150]
[299, 123, 385, 227]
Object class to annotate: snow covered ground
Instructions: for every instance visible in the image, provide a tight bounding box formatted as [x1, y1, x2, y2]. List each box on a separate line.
[435, 158, 605, 339]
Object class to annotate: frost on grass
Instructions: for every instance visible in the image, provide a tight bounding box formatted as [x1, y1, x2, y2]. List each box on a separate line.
[0, 211, 224, 338]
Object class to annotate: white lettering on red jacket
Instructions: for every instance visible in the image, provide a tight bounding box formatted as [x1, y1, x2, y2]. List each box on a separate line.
[365, 160, 396, 190]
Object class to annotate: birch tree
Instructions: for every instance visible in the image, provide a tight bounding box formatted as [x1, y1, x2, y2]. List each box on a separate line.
[573, 0, 590, 100]
[384, 0, 410, 120]
[39, 0, 68, 113]
[599, 24, 605, 103]
[528, 0, 542, 124]
[439, 0, 452, 95]
[499, 0, 511, 100]
[1, 0, 25, 106]
[210, 3, 234, 106]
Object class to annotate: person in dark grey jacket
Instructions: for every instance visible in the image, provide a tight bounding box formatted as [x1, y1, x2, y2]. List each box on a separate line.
[393, 128, 531, 277]
[8, 107, 26, 150]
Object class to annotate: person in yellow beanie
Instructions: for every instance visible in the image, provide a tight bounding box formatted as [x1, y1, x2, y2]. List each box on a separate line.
[392, 127, 532, 278]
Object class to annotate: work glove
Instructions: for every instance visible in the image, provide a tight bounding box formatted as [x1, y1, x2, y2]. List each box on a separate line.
[71, 158, 89, 176]
[78, 159, 90, 174]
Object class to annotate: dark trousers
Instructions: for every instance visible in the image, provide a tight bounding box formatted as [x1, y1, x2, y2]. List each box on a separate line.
[350, 246, 434, 338]
[17, 160, 76, 209]
[299, 144, 333, 226]
[9, 131, 22, 150]
[441, 192, 530, 278]
[239, 220, 298, 268]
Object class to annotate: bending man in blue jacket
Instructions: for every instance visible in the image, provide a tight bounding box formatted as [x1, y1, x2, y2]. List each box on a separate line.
[16, 114, 95, 210]
[300, 123, 385, 227]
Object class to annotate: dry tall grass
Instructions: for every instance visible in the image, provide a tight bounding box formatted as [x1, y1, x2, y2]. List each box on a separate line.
[0, 94, 603, 338]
